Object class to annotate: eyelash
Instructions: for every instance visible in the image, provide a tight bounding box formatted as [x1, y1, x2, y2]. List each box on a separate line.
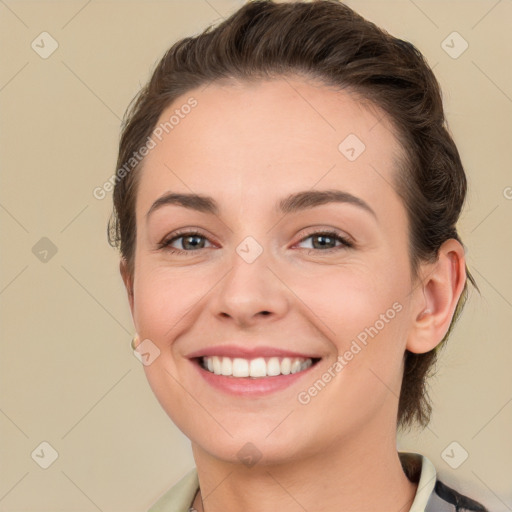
[158, 229, 354, 256]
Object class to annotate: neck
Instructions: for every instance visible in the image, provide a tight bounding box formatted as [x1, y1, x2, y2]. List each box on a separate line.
[191, 424, 417, 512]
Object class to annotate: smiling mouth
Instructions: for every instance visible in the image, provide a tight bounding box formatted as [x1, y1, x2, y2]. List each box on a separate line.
[198, 356, 321, 378]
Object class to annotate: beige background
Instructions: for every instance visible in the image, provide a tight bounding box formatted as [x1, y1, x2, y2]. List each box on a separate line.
[1, 0, 511, 510]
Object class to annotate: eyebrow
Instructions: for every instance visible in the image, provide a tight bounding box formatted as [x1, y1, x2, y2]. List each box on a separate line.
[145, 189, 377, 221]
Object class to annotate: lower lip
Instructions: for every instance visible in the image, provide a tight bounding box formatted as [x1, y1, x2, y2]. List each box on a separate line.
[193, 360, 319, 397]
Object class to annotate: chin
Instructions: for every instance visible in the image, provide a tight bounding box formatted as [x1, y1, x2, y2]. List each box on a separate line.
[189, 423, 322, 468]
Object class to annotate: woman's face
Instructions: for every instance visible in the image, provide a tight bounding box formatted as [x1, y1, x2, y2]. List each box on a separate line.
[124, 77, 421, 464]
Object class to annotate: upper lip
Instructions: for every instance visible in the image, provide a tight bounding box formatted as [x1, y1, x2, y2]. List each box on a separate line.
[186, 345, 322, 360]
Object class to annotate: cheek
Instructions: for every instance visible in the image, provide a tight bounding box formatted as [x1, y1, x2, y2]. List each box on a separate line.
[295, 258, 405, 336]
[132, 267, 207, 430]
[293, 256, 409, 387]
[293, 268, 408, 426]
[132, 266, 202, 343]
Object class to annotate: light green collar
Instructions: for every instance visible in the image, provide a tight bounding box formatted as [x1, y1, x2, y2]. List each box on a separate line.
[147, 468, 198, 512]
[147, 452, 437, 512]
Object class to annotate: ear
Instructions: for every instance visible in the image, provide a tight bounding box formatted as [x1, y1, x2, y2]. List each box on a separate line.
[119, 258, 135, 318]
[406, 239, 467, 354]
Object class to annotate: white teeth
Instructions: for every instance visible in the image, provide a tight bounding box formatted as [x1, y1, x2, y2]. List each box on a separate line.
[267, 357, 281, 376]
[221, 357, 232, 376]
[201, 356, 314, 378]
[249, 357, 267, 377]
[281, 358, 291, 375]
[232, 358, 249, 377]
[291, 359, 302, 374]
[212, 356, 222, 375]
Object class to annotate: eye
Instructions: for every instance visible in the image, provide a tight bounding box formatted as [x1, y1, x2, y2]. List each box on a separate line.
[159, 230, 214, 255]
[158, 228, 353, 256]
[295, 230, 353, 253]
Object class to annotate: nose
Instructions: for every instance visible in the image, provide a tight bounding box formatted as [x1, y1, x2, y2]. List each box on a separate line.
[210, 246, 290, 329]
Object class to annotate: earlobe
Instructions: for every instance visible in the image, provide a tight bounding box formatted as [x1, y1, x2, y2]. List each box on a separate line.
[406, 239, 466, 354]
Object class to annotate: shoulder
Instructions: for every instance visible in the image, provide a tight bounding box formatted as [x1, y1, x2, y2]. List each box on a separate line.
[427, 479, 490, 512]
[147, 468, 199, 512]
[398, 451, 490, 512]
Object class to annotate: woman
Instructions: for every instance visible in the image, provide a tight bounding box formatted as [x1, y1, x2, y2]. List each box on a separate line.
[108, 1, 489, 510]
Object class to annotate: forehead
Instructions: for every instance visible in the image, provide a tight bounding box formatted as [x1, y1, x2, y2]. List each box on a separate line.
[136, 77, 405, 219]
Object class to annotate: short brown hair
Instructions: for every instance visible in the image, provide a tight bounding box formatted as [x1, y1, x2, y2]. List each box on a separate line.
[108, 0, 478, 430]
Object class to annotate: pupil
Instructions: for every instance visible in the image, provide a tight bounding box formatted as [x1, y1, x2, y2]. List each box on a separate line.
[314, 235, 333, 249]
[184, 235, 203, 249]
